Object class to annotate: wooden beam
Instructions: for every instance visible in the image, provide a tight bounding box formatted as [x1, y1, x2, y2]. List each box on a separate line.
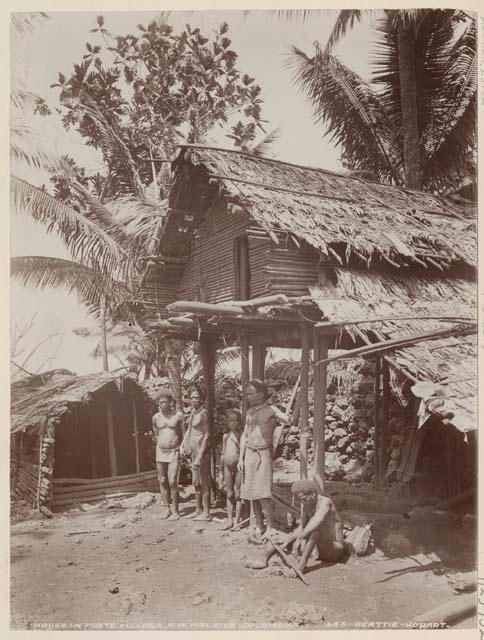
[240, 334, 250, 427]
[312, 331, 328, 494]
[381, 359, 390, 486]
[318, 326, 476, 364]
[167, 301, 245, 316]
[299, 325, 311, 479]
[374, 358, 381, 489]
[106, 397, 118, 477]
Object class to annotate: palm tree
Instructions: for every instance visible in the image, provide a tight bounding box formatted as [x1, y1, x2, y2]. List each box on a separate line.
[286, 9, 476, 192]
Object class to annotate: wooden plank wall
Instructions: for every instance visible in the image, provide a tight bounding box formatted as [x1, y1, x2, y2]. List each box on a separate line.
[178, 206, 250, 303]
[247, 227, 272, 299]
[266, 240, 319, 297]
[142, 264, 183, 316]
[11, 432, 40, 507]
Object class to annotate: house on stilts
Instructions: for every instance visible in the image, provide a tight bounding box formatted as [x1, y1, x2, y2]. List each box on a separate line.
[140, 145, 476, 501]
[11, 370, 157, 512]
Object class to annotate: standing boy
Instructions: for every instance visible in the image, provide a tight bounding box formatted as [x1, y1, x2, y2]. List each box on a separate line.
[219, 408, 246, 530]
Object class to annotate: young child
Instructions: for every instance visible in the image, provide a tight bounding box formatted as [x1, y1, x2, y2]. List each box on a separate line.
[219, 408, 245, 530]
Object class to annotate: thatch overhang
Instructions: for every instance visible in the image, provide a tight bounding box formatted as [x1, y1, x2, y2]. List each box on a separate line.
[11, 370, 144, 436]
[310, 269, 476, 432]
[168, 145, 476, 269]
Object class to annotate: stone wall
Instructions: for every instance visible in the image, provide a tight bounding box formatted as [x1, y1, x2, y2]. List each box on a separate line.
[212, 360, 411, 484]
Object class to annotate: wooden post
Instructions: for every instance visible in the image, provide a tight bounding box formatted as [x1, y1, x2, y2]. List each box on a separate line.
[240, 333, 250, 427]
[299, 325, 311, 479]
[374, 358, 381, 489]
[106, 397, 118, 477]
[200, 338, 217, 505]
[132, 400, 140, 474]
[381, 359, 390, 486]
[312, 331, 328, 494]
[88, 414, 98, 479]
[252, 340, 267, 380]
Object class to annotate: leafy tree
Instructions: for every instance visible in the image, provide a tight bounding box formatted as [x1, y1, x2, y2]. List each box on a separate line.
[49, 15, 266, 201]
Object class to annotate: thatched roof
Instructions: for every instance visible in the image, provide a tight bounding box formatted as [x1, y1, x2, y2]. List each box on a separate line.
[310, 269, 476, 432]
[10, 370, 143, 435]
[171, 145, 476, 269]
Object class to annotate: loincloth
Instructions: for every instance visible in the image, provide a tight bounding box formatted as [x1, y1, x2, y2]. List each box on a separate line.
[156, 446, 179, 464]
[240, 446, 273, 500]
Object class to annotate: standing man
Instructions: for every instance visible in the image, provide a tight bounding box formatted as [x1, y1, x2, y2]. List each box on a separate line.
[181, 385, 212, 521]
[238, 379, 288, 538]
[152, 389, 185, 520]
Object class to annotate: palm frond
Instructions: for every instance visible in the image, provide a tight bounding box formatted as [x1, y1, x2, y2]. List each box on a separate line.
[11, 13, 49, 40]
[111, 196, 167, 256]
[324, 10, 366, 54]
[289, 46, 401, 184]
[10, 256, 130, 317]
[11, 176, 128, 277]
[10, 119, 59, 171]
[249, 127, 282, 158]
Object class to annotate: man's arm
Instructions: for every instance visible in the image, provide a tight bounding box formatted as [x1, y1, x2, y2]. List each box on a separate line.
[152, 415, 158, 441]
[238, 421, 249, 472]
[270, 404, 290, 424]
[194, 409, 210, 464]
[298, 499, 331, 540]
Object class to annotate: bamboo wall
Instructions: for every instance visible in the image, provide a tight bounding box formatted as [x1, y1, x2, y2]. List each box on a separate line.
[142, 264, 183, 316]
[178, 206, 250, 303]
[265, 240, 319, 297]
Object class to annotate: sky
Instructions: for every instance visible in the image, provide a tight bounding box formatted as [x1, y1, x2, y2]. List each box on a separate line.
[11, 10, 375, 375]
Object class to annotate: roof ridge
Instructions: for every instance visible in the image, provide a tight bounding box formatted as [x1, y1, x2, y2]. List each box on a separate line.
[176, 144, 475, 206]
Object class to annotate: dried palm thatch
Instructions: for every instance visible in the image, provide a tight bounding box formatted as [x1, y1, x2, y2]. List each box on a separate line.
[10, 370, 143, 435]
[310, 268, 476, 429]
[171, 146, 476, 268]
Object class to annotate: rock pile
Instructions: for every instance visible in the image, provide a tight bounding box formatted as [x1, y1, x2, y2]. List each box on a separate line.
[212, 360, 409, 484]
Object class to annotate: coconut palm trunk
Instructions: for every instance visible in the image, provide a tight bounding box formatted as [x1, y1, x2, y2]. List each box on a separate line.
[100, 295, 109, 372]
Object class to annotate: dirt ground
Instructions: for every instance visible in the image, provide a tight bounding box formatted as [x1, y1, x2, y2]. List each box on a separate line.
[11, 482, 477, 631]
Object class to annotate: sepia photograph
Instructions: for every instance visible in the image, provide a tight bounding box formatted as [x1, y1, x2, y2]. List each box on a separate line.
[9, 5, 478, 631]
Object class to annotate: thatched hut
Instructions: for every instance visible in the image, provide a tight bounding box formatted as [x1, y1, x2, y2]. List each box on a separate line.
[11, 370, 157, 511]
[141, 145, 476, 499]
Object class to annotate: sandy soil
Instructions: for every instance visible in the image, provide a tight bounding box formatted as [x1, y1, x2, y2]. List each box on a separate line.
[11, 484, 477, 631]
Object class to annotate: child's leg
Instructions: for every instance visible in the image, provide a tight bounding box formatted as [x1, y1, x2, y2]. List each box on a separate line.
[223, 464, 236, 526]
[234, 469, 242, 525]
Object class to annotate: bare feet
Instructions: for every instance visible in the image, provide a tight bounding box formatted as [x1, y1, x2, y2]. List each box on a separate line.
[263, 527, 279, 538]
[168, 512, 181, 521]
[194, 512, 212, 522]
[186, 510, 202, 519]
[220, 519, 233, 531]
[160, 508, 171, 519]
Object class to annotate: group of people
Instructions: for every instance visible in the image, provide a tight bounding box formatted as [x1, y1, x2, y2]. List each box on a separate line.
[152, 378, 344, 574]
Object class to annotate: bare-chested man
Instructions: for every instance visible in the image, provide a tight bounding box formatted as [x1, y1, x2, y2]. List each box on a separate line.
[245, 479, 345, 573]
[238, 379, 288, 538]
[181, 385, 211, 521]
[152, 389, 184, 520]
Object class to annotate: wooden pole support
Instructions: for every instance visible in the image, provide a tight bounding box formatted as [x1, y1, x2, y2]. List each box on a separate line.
[106, 397, 118, 477]
[381, 359, 390, 486]
[312, 331, 328, 494]
[299, 325, 311, 480]
[240, 333, 250, 427]
[132, 400, 140, 474]
[374, 358, 381, 489]
[251, 340, 267, 380]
